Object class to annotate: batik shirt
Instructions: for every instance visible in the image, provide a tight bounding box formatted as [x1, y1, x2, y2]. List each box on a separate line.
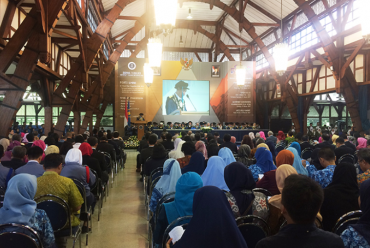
[341, 226, 370, 248]
[357, 169, 370, 188]
[248, 164, 265, 182]
[308, 164, 336, 188]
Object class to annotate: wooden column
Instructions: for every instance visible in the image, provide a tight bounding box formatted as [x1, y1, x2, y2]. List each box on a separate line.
[73, 111, 80, 134]
[44, 107, 52, 135]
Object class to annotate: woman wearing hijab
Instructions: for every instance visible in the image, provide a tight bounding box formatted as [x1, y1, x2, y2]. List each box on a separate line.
[22, 133, 29, 144]
[45, 145, 59, 156]
[248, 147, 276, 182]
[181, 152, 205, 175]
[289, 142, 301, 156]
[236, 145, 254, 167]
[341, 179, 370, 248]
[32, 140, 46, 161]
[172, 186, 248, 248]
[277, 131, 285, 143]
[357, 137, 367, 150]
[169, 139, 185, 159]
[0, 138, 10, 154]
[201, 156, 229, 191]
[149, 159, 182, 213]
[268, 165, 298, 234]
[332, 134, 339, 146]
[153, 172, 203, 246]
[259, 131, 266, 140]
[320, 163, 360, 231]
[61, 148, 96, 210]
[287, 147, 308, 176]
[218, 147, 236, 166]
[224, 162, 256, 218]
[79, 142, 107, 183]
[0, 174, 55, 248]
[195, 141, 208, 159]
[256, 150, 294, 195]
[257, 143, 270, 150]
[242, 135, 254, 149]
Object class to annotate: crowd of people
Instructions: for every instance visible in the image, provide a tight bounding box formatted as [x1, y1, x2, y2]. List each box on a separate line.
[137, 128, 370, 248]
[0, 129, 126, 248]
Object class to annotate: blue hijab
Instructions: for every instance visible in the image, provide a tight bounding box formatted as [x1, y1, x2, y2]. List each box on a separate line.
[181, 152, 205, 175]
[287, 147, 308, 176]
[255, 147, 276, 173]
[201, 156, 229, 191]
[153, 159, 182, 197]
[164, 172, 203, 224]
[218, 147, 236, 165]
[0, 174, 37, 225]
[289, 142, 301, 156]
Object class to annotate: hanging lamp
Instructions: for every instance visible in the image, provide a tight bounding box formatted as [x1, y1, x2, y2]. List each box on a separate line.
[273, 0, 289, 76]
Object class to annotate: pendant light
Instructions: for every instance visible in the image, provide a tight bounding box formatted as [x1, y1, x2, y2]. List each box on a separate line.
[153, 0, 178, 35]
[236, 31, 246, 86]
[147, 35, 163, 68]
[273, 0, 289, 76]
[144, 63, 154, 87]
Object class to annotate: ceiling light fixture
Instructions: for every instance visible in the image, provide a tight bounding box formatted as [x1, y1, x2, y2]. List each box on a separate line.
[360, 0, 370, 43]
[153, 0, 178, 36]
[144, 63, 154, 87]
[273, 0, 289, 76]
[187, 8, 192, 19]
[147, 36, 163, 68]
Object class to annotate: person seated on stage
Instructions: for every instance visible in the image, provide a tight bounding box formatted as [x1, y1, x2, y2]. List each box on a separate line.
[152, 122, 159, 130]
[194, 122, 201, 129]
[185, 121, 193, 130]
[159, 122, 164, 129]
[137, 113, 145, 121]
[217, 123, 223, 130]
[165, 80, 189, 115]
[165, 122, 173, 130]
[173, 122, 180, 129]
[210, 122, 216, 129]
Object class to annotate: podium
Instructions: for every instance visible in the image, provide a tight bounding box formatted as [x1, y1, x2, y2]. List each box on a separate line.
[134, 121, 147, 141]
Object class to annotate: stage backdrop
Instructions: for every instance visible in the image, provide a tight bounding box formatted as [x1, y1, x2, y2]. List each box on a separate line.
[115, 58, 256, 135]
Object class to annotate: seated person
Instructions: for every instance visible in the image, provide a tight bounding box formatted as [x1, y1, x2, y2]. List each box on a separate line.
[307, 148, 337, 188]
[257, 174, 344, 248]
[334, 137, 355, 163]
[97, 136, 116, 162]
[357, 148, 370, 187]
[153, 172, 203, 246]
[341, 179, 370, 248]
[236, 145, 254, 167]
[300, 135, 313, 152]
[219, 134, 238, 154]
[248, 147, 276, 182]
[177, 141, 196, 168]
[316, 132, 336, 151]
[0, 145, 14, 188]
[15, 146, 45, 177]
[218, 147, 236, 166]
[0, 174, 55, 248]
[88, 137, 109, 173]
[2, 146, 27, 170]
[79, 142, 108, 184]
[161, 133, 174, 150]
[144, 144, 167, 177]
[35, 154, 83, 247]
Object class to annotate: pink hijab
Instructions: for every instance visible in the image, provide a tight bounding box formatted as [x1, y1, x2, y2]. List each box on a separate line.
[195, 141, 208, 159]
[32, 140, 46, 160]
[259, 131, 266, 140]
[231, 136, 236, 143]
[357, 138, 367, 150]
[319, 137, 323, 143]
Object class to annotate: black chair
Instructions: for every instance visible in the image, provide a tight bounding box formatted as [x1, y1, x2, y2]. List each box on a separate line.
[333, 210, 362, 235]
[0, 186, 5, 208]
[147, 176, 162, 220]
[280, 216, 323, 230]
[338, 154, 356, 164]
[72, 179, 92, 245]
[162, 216, 192, 248]
[100, 151, 114, 189]
[35, 194, 82, 248]
[89, 168, 102, 221]
[236, 215, 270, 248]
[0, 223, 43, 248]
[301, 148, 313, 160]
[275, 145, 285, 155]
[253, 188, 272, 197]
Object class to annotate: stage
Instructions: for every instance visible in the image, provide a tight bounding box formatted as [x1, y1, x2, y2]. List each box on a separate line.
[151, 129, 269, 142]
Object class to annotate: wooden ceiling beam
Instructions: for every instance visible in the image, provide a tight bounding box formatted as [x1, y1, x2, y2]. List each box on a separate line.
[248, 1, 280, 23]
[116, 16, 141, 20]
[221, 27, 249, 45]
[251, 23, 280, 27]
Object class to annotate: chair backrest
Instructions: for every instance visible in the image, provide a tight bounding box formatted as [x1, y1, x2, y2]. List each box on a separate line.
[301, 148, 313, 160]
[35, 194, 71, 233]
[280, 216, 323, 230]
[99, 151, 112, 168]
[252, 188, 272, 197]
[333, 210, 362, 234]
[148, 167, 163, 190]
[0, 186, 5, 208]
[162, 216, 192, 248]
[338, 154, 356, 164]
[0, 223, 42, 248]
[237, 216, 269, 248]
[89, 168, 99, 193]
[155, 192, 175, 226]
[334, 218, 361, 235]
[275, 145, 285, 155]
[72, 179, 87, 212]
[149, 176, 162, 197]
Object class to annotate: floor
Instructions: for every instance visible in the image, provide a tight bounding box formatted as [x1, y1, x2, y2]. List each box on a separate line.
[68, 150, 148, 248]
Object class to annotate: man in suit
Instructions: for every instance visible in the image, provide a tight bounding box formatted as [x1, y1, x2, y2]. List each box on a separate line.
[24, 133, 35, 150]
[2, 146, 27, 170]
[88, 137, 108, 173]
[316, 132, 335, 151]
[97, 136, 116, 162]
[15, 146, 44, 177]
[265, 131, 277, 145]
[300, 135, 313, 152]
[219, 134, 238, 154]
[340, 133, 356, 152]
[138, 134, 157, 180]
[107, 133, 120, 158]
[334, 137, 355, 163]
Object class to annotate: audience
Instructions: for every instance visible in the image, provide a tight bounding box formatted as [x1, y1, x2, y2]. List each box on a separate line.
[45, 145, 60, 156]
[320, 163, 360, 231]
[334, 137, 355, 163]
[171, 186, 248, 248]
[169, 138, 185, 159]
[0, 145, 14, 188]
[2, 146, 26, 170]
[2, 138, 22, 162]
[181, 151, 205, 175]
[276, 131, 285, 143]
[195, 141, 207, 159]
[300, 135, 313, 151]
[219, 134, 238, 154]
[218, 147, 236, 166]
[241, 134, 254, 149]
[340, 133, 356, 151]
[316, 133, 335, 151]
[0, 174, 55, 248]
[201, 156, 229, 191]
[236, 144, 254, 167]
[307, 148, 336, 188]
[289, 142, 301, 156]
[97, 136, 116, 162]
[357, 137, 367, 150]
[143, 144, 167, 177]
[357, 148, 370, 187]
[79, 142, 108, 183]
[177, 142, 196, 168]
[88, 137, 108, 174]
[258, 175, 344, 248]
[248, 147, 276, 182]
[266, 131, 277, 145]
[287, 147, 308, 175]
[15, 146, 44, 177]
[161, 133, 174, 150]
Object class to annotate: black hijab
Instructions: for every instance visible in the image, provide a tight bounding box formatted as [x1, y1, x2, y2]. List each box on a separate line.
[321, 162, 360, 231]
[181, 151, 205, 175]
[311, 148, 324, 170]
[224, 162, 255, 215]
[351, 179, 370, 244]
[151, 144, 167, 159]
[207, 144, 220, 158]
[173, 186, 247, 248]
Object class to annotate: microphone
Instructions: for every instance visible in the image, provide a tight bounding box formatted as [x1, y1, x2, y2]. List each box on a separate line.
[186, 94, 197, 111]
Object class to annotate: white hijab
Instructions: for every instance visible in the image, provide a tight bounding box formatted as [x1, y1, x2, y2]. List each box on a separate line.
[169, 140, 185, 159]
[65, 148, 83, 165]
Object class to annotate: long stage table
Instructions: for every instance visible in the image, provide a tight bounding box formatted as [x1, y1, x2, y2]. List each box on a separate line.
[151, 129, 269, 142]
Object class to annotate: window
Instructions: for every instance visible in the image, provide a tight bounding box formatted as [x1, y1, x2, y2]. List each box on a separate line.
[345, 0, 361, 30]
[87, 3, 99, 32]
[16, 104, 44, 126]
[256, 47, 273, 71]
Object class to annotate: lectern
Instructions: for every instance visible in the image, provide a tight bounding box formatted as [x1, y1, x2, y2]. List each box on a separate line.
[134, 121, 147, 140]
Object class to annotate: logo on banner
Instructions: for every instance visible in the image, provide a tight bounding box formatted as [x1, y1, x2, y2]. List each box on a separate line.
[128, 62, 136, 70]
[180, 58, 193, 70]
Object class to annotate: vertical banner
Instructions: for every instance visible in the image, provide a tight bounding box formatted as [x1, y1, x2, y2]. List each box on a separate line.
[227, 61, 254, 123]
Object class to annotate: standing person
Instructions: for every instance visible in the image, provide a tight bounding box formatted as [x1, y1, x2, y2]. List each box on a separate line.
[266, 131, 277, 145]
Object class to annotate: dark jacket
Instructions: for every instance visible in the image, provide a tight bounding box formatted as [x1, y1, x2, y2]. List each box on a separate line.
[161, 141, 174, 150]
[108, 139, 120, 156]
[345, 141, 356, 152]
[335, 145, 355, 162]
[82, 155, 108, 183]
[316, 141, 335, 151]
[112, 138, 125, 149]
[220, 142, 238, 154]
[144, 157, 167, 177]
[2, 158, 26, 170]
[140, 146, 154, 165]
[139, 140, 149, 152]
[91, 149, 108, 172]
[266, 136, 277, 146]
[97, 142, 116, 161]
[300, 141, 313, 152]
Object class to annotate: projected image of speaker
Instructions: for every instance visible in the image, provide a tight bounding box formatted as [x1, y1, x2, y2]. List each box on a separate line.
[163, 80, 210, 116]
